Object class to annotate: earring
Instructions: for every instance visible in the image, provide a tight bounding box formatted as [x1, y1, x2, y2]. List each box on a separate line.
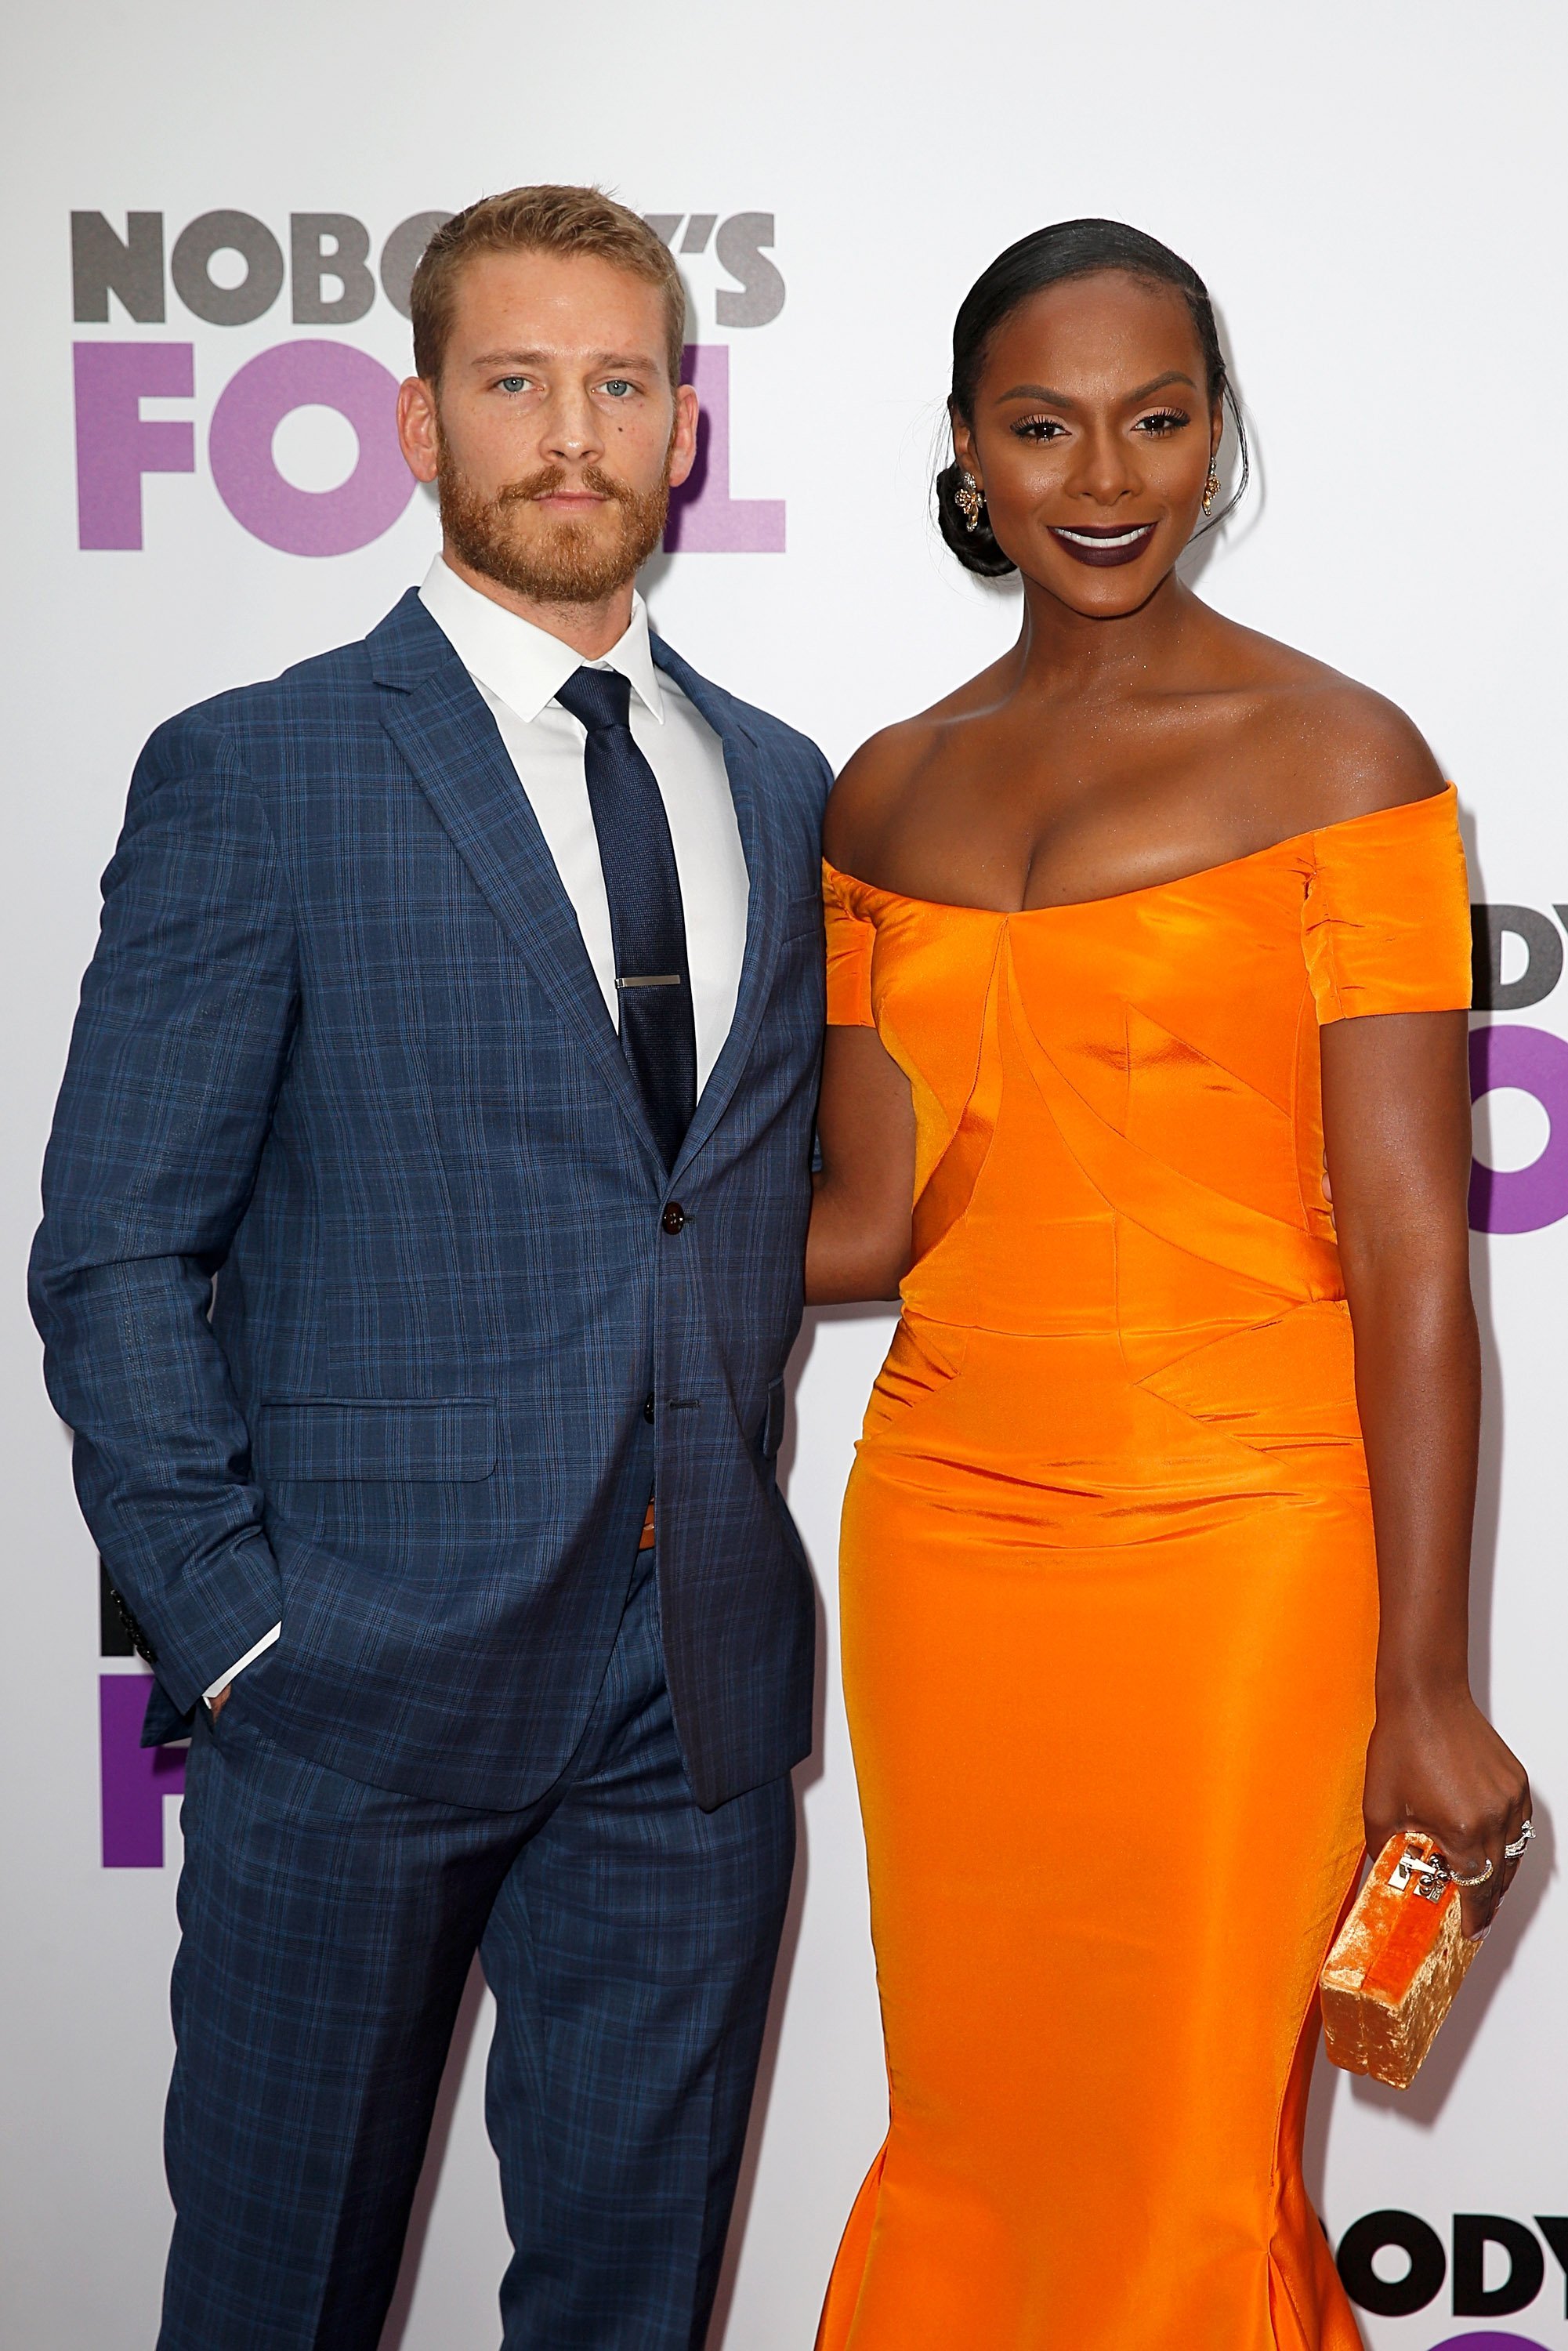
[955, 472, 986, 531]
[1201, 464, 1220, 515]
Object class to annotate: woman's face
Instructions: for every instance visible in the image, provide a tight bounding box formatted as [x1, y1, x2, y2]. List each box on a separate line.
[953, 269, 1222, 618]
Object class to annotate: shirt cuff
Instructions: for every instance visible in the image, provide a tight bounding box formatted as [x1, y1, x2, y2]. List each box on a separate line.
[203, 1622, 281, 1704]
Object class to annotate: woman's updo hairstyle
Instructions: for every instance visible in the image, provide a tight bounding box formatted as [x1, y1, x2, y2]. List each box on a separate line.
[935, 217, 1249, 578]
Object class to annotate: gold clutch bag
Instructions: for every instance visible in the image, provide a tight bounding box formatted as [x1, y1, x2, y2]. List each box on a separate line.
[1320, 1832, 1479, 2090]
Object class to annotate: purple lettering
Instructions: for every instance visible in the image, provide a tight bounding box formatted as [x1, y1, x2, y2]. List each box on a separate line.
[208, 339, 415, 557]
[74, 342, 194, 550]
[664, 344, 785, 554]
[1469, 1023, 1568, 1234]
[100, 1675, 185, 1868]
[1429, 2338, 1550, 2350]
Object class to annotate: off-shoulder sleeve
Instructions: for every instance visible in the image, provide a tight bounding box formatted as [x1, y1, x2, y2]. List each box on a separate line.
[1302, 785, 1472, 1024]
[824, 863, 877, 1027]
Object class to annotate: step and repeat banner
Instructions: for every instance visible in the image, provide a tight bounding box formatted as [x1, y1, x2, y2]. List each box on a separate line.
[3, 3, 1564, 2346]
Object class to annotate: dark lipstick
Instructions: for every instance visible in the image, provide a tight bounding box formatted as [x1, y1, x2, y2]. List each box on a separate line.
[1048, 522, 1157, 568]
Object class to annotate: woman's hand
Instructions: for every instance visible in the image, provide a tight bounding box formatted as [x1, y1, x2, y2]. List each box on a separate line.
[1363, 1683, 1531, 1938]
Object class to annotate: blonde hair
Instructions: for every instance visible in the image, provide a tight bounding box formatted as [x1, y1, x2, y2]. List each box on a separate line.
[411, 185, 686, 389]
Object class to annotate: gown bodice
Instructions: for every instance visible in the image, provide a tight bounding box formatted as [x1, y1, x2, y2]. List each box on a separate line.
[824, 785, 1472, 1351]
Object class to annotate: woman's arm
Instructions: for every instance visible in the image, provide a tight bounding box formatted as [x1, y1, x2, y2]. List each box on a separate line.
[806, 1027, 918, 1305]
[1321, 1006, 1530, 1934]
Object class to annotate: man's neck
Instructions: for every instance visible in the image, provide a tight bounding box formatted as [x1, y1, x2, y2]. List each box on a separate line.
[439, 545, 635, 661]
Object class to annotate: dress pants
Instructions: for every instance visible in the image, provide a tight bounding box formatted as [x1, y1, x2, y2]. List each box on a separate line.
[158, 1545, 795, 2351]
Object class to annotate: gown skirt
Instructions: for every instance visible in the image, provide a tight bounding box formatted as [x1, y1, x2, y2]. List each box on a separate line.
[814, 789, 1473, 2351]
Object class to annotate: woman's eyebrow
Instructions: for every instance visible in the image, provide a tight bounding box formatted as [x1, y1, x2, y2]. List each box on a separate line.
[993, 369, 1200, 407]
[1125, 370, 1200, 400]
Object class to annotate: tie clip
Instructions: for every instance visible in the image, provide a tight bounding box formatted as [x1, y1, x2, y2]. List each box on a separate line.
[617, 974, 682, 989]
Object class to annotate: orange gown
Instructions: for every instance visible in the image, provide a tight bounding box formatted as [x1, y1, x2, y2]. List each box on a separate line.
[816, 788, 1472, 2351]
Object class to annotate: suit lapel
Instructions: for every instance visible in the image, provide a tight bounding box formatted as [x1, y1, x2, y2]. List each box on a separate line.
[651, 636, 791, 1180]
[369, 592, 663, 1172]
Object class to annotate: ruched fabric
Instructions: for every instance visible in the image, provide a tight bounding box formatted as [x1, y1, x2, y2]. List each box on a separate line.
[817, 788, 1471, 2351]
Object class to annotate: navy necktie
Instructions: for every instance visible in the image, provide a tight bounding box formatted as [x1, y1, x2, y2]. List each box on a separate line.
[556, 665, 697, 1171]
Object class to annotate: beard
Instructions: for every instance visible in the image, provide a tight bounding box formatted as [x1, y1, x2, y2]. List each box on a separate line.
[436, 438, 672, 607]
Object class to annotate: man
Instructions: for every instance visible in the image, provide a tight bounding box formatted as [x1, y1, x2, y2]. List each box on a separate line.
[31, 186, 828, 2351]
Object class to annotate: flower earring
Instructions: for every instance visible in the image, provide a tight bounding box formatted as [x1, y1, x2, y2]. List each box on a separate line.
[956, 472, 986, 531]
[1201, 463, 1221, 515]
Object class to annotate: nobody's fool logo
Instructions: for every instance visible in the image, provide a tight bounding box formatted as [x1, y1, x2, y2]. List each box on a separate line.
[70, 205, 788, 558]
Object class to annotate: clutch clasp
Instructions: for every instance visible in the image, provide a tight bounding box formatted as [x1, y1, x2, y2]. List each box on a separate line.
[1389, 1838, 1450, 1902]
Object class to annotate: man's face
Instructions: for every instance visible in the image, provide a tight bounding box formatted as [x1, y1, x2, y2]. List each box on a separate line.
[398, 248, 698, 609]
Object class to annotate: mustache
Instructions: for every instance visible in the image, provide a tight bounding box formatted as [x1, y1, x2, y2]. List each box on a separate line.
[494, 464, 638, 511]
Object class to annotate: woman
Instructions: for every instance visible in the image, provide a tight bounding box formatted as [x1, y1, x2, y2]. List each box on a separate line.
[808, 219, 1530, 2350]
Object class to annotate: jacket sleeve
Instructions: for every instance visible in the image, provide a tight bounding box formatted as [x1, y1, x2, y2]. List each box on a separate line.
[29, 713, 299, 1714]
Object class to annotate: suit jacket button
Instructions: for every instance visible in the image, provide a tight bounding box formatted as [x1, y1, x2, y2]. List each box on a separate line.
[643, 1393, 655, 1423]
[661, 1202, 686, 1235]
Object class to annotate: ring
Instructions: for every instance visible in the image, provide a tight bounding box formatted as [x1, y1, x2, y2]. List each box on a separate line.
[1504, 1820, 1536, 1862]
[1447, 1856, 1494, 1889]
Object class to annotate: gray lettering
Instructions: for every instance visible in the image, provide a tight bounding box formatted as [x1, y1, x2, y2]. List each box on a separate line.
[680, 213, 717, 255]
[1537, 2218, 1568, 2315]
[1471, 904, 1563, 1011]
[292, 213, 375, 324]
[71, 212, 164, 323]
[715, 212, 784, 328]
[378, 212, 454, 322]
[1452, 2214, 1544, 2317]
[171, 210, 284, 325]
[642, 215, 683, 249]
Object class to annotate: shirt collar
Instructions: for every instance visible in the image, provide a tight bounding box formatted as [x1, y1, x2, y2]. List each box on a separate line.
[418, 555, 664, 726]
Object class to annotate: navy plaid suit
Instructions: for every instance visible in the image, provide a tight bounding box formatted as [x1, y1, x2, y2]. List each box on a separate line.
[31, 590, 829, 2348]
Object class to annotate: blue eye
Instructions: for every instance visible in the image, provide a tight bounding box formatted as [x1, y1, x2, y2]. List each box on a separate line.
[602, 379, 634, 397]
[496, 375, 531, 393]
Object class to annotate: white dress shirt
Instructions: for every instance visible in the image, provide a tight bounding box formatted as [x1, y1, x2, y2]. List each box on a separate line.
[206, 556, 750, 1705]
[420, 555, 748, 1093]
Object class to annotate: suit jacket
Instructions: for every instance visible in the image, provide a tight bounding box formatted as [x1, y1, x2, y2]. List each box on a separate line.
[31, 590, 830, 1811]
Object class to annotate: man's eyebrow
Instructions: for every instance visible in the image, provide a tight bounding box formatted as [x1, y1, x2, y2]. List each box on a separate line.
[466, 349, 661, 371]
[993, 370, 1201, 407]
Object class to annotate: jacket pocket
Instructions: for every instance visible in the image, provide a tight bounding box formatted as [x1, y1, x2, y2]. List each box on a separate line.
[254, 1398, 498, 1483]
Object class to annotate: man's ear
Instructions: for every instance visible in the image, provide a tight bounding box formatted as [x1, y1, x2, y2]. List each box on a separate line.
[397, 377, 441, 484]
[667, 381, 701, 493]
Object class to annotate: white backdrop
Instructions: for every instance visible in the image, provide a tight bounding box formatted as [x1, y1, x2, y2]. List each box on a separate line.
[4, 5, 1566, 2346]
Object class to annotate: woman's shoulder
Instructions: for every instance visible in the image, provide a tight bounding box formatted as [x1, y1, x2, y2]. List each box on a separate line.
[1208, 621, 1447, 835]
[822, 669, 1000, 870]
